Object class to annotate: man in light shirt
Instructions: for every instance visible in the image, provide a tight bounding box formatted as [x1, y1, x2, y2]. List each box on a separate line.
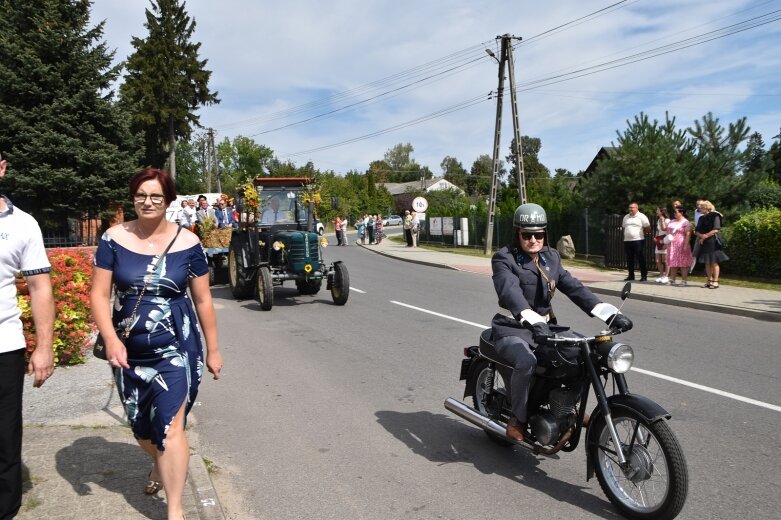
[622, 202, 651, 281]
[0, 152, 55, 518]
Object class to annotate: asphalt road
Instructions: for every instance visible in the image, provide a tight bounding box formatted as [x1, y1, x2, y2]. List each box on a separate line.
[192, 240, 781, 519]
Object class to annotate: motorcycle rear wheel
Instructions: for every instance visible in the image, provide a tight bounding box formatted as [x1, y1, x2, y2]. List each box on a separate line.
[469, 359, 513, 447]
[589, 411, 688, 519]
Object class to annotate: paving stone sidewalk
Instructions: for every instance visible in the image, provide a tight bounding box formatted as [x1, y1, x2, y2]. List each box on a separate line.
[18, 355, 224, 519]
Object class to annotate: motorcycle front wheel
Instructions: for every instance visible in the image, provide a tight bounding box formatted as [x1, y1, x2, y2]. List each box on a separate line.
[589, 411, 688, 519]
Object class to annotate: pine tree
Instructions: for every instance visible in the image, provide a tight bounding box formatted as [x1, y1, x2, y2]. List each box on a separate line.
[121, 0, 219, 177]
[0, 0, 139, 226]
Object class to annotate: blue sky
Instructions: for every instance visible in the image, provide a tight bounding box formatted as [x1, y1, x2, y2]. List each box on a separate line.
[91, 0, 781, 176]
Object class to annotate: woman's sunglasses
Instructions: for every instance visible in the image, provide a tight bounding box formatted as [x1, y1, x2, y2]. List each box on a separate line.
[520, 231, 545, 241]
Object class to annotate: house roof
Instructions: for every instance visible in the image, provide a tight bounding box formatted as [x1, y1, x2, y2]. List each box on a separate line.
[584, 146, 617, 176]
[380, 177, 464, 196]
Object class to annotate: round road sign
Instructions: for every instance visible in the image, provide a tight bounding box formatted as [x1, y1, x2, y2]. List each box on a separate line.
[412, 196, 429, 212]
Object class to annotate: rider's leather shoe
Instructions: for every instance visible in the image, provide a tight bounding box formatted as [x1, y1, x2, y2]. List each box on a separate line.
[506, 417, 526, 443]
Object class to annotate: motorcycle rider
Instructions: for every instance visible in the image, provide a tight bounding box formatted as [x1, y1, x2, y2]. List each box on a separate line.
[491, 203, 633, 443]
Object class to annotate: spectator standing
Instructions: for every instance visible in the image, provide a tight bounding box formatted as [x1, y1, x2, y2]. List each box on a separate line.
[340, 217, 349, 246]
[0, 153, 55, 519]
[695, 201, 729, 289]
[356, 215, 366, 245]
[622, 202, 651, 281]
[333, 216, 344, 246]
[366, 214, 375, 244]
[411, 210, 420, 248]
[654, 207, 670, 283]
[403, 210, 413, 247]
[664, 207, 693, 286]
[375, 215, 384, 244]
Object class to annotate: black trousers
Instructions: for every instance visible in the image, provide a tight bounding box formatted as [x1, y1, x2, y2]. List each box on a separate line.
[624, 239, 647, 279]
[404, 229, 413, 246]
[335, 229, 343, 246]
[494, 336, 536, 423]
[0, 349, 25, 520]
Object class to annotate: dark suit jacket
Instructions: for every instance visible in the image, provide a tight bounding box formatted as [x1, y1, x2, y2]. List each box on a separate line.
[491, 244, 601, 339]
[215, 207, 237, 228]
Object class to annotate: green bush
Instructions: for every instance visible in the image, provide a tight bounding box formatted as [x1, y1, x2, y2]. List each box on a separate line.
[722, 207, 781, 278]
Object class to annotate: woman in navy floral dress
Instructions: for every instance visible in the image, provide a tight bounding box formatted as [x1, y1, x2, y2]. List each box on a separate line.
[91, 168, 222, 520]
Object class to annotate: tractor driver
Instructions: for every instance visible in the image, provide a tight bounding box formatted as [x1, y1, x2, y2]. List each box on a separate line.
[491, 203, 633, 443]
[260, 195, 286, 224]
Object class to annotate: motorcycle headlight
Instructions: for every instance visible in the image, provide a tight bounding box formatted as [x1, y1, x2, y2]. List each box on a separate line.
[606, 342, 634, 373]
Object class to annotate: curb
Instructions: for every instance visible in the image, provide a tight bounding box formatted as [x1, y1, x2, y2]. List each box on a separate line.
[588, 285, 781, 322]
[188, 453, 226, 520]
[357, 242, 461, 271]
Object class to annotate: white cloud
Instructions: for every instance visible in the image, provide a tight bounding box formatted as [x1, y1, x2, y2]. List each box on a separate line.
[90, 0, 781, 176]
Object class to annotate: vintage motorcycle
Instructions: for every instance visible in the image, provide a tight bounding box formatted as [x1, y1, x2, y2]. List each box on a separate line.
[445, 283, 688, 519]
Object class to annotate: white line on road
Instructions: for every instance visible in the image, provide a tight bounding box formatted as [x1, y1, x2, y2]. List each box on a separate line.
[630, 367, 781, 413]
[390, 300, 781, 413]
[390, 301, 488, 329]
[351, 287, 366, 294]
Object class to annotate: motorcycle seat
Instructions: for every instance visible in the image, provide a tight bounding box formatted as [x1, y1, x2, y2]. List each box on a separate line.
[478, 329, 513, 366]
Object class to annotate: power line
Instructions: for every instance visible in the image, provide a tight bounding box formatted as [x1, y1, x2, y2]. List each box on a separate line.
[280, 8, 781, 159]
[215, 1, 638, 134]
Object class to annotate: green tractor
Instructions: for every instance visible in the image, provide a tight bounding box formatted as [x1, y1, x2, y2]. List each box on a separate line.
[227, 177, 349, 310]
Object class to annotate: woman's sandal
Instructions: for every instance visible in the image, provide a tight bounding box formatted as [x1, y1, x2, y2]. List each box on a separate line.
[708, 281, 720, 289]
[702, 279, 714, 288]
[144, 470, 163, 495]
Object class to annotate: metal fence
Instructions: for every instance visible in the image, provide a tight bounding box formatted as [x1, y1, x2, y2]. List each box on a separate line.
[419, 208, 610, 258]
[418, 210, 659, 271]
[41, 212, 102, 248]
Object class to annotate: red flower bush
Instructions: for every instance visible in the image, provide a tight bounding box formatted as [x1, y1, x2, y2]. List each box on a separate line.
[17, 247, 95, 365]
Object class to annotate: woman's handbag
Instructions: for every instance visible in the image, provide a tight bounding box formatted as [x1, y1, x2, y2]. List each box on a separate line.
[654, 235, 666, 248]
[715, 233, 726, 250]
[93, 224, 183, 360]
[664, 233, 674, 244]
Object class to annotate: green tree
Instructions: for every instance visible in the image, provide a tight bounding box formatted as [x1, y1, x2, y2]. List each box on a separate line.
[441, 155, 467, 189]
[174, 137, 206, 194]
[215, 135, 273, 194]
[468, 154, 494, 197]
[120, 0, 219, 177]
[579, 112, 694, 213]
[384, 142, 414, 173]
[0, 0, 139, 226]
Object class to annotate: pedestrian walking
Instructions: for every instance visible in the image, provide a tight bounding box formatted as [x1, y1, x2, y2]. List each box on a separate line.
[90, 168, 223, 520]
[0, 152, 55, 519]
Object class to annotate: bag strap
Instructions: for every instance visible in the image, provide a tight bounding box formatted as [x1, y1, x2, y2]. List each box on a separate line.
[122, 224, 183, 339]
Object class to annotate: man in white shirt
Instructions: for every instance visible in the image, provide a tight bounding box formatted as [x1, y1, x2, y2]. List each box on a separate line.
[0, 153, 55, 518]
[260, 196, 285, 224]
[622, 202, 651, 281]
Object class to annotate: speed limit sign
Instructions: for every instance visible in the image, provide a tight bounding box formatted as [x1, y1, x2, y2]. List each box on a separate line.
[412, 196, 429, 212]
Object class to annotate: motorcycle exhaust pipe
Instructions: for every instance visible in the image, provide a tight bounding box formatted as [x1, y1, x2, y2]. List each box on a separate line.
[444, 397, 508, 439]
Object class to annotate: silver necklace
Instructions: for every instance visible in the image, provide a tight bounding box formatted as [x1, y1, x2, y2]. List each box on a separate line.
[137, 224, 157, 249]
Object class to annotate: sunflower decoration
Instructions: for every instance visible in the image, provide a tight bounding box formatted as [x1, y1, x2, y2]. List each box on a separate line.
[242, 181, 259, 212]
[298, 178, 322, 207]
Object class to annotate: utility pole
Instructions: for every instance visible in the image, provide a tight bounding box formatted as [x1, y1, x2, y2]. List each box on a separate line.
[506, 38, 526, 205]
[483, 34, 524, 255]
[205, 128, 215, 192]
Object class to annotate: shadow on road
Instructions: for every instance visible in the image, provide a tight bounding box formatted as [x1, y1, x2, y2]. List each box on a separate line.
[375, 409, 619, 519]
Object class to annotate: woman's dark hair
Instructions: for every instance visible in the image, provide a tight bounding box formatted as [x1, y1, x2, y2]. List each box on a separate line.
[128, 168, 177, 205]
[674, 206, 687, 218]
[657, 207, 669, 218]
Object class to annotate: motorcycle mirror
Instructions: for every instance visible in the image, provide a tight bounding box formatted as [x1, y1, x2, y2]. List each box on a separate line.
[621, 282, 632, 300]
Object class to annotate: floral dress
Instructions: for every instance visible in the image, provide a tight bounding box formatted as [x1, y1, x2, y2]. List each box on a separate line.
[665, 219, 693, 268]
[94, 233, 208, 450]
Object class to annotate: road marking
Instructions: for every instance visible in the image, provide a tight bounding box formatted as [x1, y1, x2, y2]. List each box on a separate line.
[391, 300, 781, 414]
[630, 367, 781, 413]
[390, 301, 488, 329]
[351, 287, 366, 294]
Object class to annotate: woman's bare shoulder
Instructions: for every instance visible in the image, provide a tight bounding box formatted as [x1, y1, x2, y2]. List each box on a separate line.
[104, 221, 135, 242]
[177, 227, 202, 248]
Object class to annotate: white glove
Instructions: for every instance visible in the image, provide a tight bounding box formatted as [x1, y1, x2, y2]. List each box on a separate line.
[590, 303, 619, 324]
[519, 308, 547, 326]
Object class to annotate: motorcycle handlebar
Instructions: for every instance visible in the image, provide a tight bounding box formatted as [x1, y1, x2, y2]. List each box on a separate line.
[537, 328, 624, 346]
